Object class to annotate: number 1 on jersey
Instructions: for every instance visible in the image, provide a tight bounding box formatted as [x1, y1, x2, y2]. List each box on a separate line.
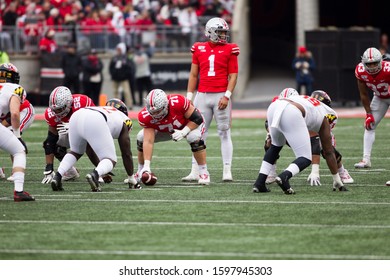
[208, 54, 215, 76]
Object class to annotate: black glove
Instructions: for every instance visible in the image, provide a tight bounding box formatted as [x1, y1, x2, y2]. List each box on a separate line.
[18, 137, 28, 154]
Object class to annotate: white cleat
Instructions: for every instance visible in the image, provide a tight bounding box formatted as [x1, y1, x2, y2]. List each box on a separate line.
[182, 172, 199, 182]
[340, 169, 354, 184]
[386, 181, 390, 186]
[0, 167, 5, 179]
[62, 166, 80, 181]
[354, 159, 371, 168]
[198, 174, 210, 185]
[266, 164, 277, 184]
[7, 175, 14, 182]
[124, 172, 140, 184]
[222, 165, 233, 181]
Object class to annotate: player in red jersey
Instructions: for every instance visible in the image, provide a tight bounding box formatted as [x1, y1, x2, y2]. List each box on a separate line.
[354, 47, 390, 168]
[136, 89, 210, 185]
[183, 17, 239, 182]
[41, 86, 95, 184]
[1, 98, 35, 181]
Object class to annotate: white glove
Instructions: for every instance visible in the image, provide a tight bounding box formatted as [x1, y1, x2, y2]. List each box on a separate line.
[332, 173, 344, 191]
[307, 173, 321, 186]
[307, 164, 321, 186]
[42, 170, 54, 184]
[57, 122, 69, 136]
[172, 126, 191, 142]
[127, 175, 141, 189]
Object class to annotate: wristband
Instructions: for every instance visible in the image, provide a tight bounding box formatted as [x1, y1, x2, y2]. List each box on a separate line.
[224, 90, 232, 100]
[181, 126, 191, 136]
[13, 128, 21, 138]
[144, 160, 151, 170]
[332, 173, 341, 181]
[186, 92, 194, 101]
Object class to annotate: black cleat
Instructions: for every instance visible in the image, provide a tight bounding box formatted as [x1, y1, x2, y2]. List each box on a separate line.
[51, 175, 64, 191]
[86, 170, 101, 192]
[14, 191, 35, 202]
[252, 184, 270, 193]
[275, 176, 295, 195]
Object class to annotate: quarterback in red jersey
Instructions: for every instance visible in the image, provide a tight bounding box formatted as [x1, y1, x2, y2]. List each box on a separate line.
[137, 89, 210, 185]
[184, 17, 239, 182]
[354, 47, 390, 168]
[41, 86, 95, 184]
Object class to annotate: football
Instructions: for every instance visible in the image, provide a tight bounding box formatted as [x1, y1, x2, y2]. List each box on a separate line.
[141, 172, 157, 186]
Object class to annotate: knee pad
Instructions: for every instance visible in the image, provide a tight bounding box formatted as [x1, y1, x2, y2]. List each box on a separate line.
[186, 129, 201, 143]
[190, 139, 206, 152]
[13, 152, 26, 169]
[54, 145, 67, 161]
[310, 135, 321, 155]
[137, 140, 143, 152]
[263, 144, 283, 164]
[217, 123, 230, 131]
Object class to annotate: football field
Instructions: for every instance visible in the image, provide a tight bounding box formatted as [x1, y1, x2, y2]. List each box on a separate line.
[0, 117, 390, 261]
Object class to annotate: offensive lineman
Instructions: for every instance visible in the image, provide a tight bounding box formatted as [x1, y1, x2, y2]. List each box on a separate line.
[137, 89, 210, 185]
[183, 17, 239, 182]
[41, 86, 95, 184]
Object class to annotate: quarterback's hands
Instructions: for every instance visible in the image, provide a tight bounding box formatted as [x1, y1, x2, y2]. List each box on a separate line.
[365, 113, 375, 130]
[42, 170, 54, 184]
[172, 126, 191, 142]
[307, 172, 321, 186]
[139, 166, 151, 176]
[18, 137, 28, 154]
[127, 175, 141, 189]
[57, 122, 70, 136]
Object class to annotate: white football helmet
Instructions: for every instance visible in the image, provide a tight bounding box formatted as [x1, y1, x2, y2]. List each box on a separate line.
[49, 86, 73, 118]
[361, 47, 382, 74]
[205, 17, 230, 44]
[279, 88, 299, 98]
[145, 89, 169, 121]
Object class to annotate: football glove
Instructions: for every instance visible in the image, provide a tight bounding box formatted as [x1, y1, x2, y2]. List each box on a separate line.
[127, 175, 141, 189]
[332, 173, 345, 191]
[57, 122, 70, 136]
[307, 173, 321, 186]
[172, 126, 191, 142]
[42, 170, 54, 184]
[365, 113, 375, 130]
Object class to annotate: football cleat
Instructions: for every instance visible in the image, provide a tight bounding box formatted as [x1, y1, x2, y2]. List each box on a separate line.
[14, 191, 35, 202]
[275, 176, 295, 195]
[62, 166, 80, 181]
[123, 172, 141, 184]
[252, 184, 270, 193]
[86, 170, 101, 192]
[0, 167, 5, 179]
[182, 172, 199, 182]
[340, 169, 354, 184]
[222, 165, 233, 182]
[354, 159, 371, 168]
[7, 175, 14, 182]
[386, 181, 390, 186]
[266, 165, 277, 184]
[198, 173, 210, 185]
[51, 174, 64, 191]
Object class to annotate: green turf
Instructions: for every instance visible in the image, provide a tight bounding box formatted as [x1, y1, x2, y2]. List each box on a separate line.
[0, 117, 389, 260]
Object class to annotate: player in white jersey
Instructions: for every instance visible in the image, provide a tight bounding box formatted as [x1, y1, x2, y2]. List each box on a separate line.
[253, 94, 346, 194]
[0, 63, 34, 201]
[51, 99, 140, 192]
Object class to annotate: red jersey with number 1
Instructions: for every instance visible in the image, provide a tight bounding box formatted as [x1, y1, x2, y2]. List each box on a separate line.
[44, 94, 95, 127]
[191, 41, 239, 92]
[138, 94, 191, 133]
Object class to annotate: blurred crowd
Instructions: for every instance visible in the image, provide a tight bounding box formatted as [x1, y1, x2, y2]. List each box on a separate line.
[0, 0, 235, 54]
